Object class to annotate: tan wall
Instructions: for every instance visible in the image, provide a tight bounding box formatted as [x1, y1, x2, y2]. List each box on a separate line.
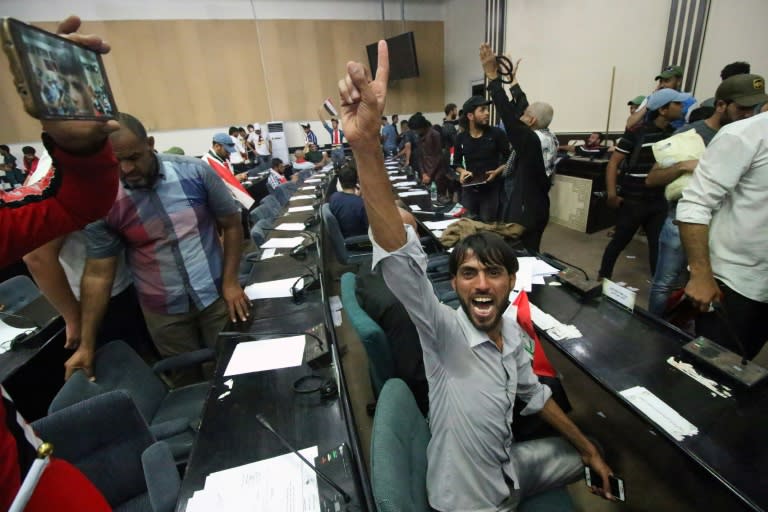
[1, 19, 444, 143]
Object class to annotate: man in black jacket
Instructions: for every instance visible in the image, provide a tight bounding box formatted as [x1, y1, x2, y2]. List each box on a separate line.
[479, 43, 551, 251]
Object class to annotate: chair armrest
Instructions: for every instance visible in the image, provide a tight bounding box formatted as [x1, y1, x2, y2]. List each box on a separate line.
[152, 348, 215, 375]
[149, 418, 191, 439]
[142, 441, 180, 512]
[343, 234, 371, 246]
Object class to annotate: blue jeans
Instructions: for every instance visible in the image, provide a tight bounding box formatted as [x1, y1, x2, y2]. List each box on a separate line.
[648, 214, 687, 316]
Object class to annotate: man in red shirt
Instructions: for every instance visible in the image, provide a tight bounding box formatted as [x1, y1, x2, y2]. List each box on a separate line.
[21, 146, 40, 178]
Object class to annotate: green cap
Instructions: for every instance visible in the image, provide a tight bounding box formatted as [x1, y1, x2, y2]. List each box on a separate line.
[163, 146, 185, 155]
[627, 95, 645, 106]
[715, 74, 768, 107]
[655, 65, 684, 80]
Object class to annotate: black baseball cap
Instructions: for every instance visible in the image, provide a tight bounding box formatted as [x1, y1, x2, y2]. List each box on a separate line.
[462, 96, 492, 114]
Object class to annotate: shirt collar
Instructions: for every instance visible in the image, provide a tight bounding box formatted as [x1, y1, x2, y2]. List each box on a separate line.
[208, 150, 226, 165]
[121, 154, 165, 190]
[455, 301, 520, 351]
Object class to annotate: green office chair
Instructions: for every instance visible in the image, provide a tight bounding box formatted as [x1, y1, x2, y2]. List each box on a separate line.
[371, 380, 576, 512]
[339, 272, 393, 396]
[370, 379, 430, 512]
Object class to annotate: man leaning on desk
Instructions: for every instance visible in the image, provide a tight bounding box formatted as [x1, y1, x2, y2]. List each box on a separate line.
[338, 41, 617, 511]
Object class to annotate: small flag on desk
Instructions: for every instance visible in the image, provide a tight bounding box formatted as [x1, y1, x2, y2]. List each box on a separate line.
[323, 98, 338, 117]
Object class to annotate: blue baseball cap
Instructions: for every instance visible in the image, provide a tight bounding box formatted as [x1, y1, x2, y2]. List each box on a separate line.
[212, 133, 236, 153]
[646, 89, 690, 111]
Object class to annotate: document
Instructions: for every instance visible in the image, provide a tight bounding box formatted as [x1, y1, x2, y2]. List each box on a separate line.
[423, 219, 458, 230]
[244, 277, 303, 299]
[289, 194, 314, 201]
[304, 178, 321, 183]
[223, 336, 307, 377]
[260, 248, 277, 260]
[300, 186, 315, 191]
[398, 190, 428, 197]
[389, 175, 407, 181]
[288, 205, 314, 213]
[260, 237, 304, 249]
[619, 386, 699, 441]
[186, 446, 320, 512]
[275, 223, 306, 231]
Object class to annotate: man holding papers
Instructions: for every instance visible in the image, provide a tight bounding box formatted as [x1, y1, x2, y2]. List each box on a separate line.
[337, 41, 615, 511]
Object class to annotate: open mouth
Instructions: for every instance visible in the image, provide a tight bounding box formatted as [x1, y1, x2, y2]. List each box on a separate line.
[471, 296, 495, 318]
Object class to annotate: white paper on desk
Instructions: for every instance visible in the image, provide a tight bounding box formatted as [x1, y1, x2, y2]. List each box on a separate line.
[300, 186, 315, 191]
[533, 259, 560, 276]
[0, 320, 35, 353]
[244, 277, 303, 299]
[619, 386, 699, 441]
[289, 195, 314, 201]
[398, 190, 429, 197]
[423, 219, 458, 230]
[394, 181, 418, 187]
[513, 257, 534, 292]
[304, 178, 321, 183]
[275, 223, 306, 231]
[190, 446, 320, 512]
[260, 248, 277, 260]
[260, 237, 304, 249]
[223, 336, 306, 377]
[410, 204, 421, 211]
[288, 205, 314, 213]
[389, 175, 407, 181]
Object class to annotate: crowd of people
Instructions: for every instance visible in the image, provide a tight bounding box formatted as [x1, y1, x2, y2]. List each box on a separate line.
[2, 14, 768, 512]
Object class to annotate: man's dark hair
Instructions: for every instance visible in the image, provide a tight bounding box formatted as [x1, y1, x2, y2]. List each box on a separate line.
[22, 146, 35, 155]
[58, 48, 83, 78]
[381, 116, 388, 122]
[337, 164, 358, 189]
[0, 145, 9, 152]
[592, 132, 604, 141]
[228, 126, 238, 135]
[116, 112, 148, 140]
[444, 103, 457, 115]
[331, 118, 338, 123]
[247, 124, 254, 129]
[400, 120, 409, 128]
[408, 114, 430, 131]
[720, 61, 750, 81]
[271, 158, 283, 168]
[449, 232, 519, 277]
[688, 106, 715, 123]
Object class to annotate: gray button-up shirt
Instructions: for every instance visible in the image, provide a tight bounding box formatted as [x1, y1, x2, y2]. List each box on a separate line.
[371, 226, 552, 512]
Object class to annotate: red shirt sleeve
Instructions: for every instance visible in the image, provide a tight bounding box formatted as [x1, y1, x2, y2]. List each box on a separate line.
[0, 138, 118, 267]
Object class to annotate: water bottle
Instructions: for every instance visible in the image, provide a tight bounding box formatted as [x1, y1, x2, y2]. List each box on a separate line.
[430, 182, 438, 202]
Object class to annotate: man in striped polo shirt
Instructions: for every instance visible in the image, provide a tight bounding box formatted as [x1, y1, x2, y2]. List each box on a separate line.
[67, 113, 251, 385]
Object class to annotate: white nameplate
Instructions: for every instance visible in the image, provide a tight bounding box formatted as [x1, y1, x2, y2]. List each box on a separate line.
[602, 278, 636, 311]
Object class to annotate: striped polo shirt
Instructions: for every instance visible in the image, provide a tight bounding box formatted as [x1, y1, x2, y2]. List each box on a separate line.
[85, 153, 239, 314]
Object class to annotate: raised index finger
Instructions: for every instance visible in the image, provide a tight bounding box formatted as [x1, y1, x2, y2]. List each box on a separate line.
[374, 40, 390, 88]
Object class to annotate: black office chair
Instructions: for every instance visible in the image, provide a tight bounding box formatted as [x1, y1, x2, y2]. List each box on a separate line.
[320, 203, 372, 266]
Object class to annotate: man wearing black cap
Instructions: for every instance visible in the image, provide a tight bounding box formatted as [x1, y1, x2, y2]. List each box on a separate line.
[599, 88, 688, 281]
[300, 122, 318, 148]
[453, 96, 510, 221]
[676, 76, 768, 361]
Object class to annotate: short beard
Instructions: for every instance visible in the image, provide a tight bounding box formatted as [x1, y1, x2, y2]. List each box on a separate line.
[457, 296, 507, 333]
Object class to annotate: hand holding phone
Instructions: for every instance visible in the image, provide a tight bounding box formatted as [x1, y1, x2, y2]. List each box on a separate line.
[3, 16, 120, 152]
[584, 465, 626, 502]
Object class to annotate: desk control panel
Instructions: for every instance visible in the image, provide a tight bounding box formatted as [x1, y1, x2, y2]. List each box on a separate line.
[315, 443, 359, 512]
[683, 336, 768, 387]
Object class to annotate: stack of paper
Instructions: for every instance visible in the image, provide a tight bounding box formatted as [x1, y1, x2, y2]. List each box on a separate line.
[423, 219, 457, 230]
[620, 386, 699, 441]
[287, 205, 314, 213]
[244, 277, 303, 299]
[260, 237, 304, 249]
[275, 223, 306, 231]
[223, 336, 306, 377]
[398, 190, 428, 197]
[289, 195, 314, 201]
[529, 302, 583, 340]
[513, 257, 560, 292]
[185, 447, 320, 512]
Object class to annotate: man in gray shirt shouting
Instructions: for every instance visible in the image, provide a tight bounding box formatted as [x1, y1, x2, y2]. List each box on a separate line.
[337, 41, 615, 511]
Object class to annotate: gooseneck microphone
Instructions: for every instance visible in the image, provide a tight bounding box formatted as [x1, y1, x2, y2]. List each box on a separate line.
[255, 414, 351, 503]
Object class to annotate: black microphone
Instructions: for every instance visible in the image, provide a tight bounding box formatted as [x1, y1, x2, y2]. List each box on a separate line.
[255, 414, 351, 503]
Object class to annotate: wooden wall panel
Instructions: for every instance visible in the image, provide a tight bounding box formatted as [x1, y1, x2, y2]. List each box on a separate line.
[0, 19, 443, 143]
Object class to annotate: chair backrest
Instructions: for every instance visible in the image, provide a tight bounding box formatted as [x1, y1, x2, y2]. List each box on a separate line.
[371, 379, 431, 512]
[321, 203, 353, 265]
[340, 272, 394, 394]
[273, 183, 291, 205]
[0, 275, 40, 313]
[49, 340, 167, 423]
[33, 390, 154, 507]
[260, 194, 282, 217]
[249, 204, 274, 224]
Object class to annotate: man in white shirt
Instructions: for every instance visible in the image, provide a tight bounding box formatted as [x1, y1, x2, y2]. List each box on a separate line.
[678, 87, 768, 361]
[248, 123, 271, 170]
[228, 126, 247, 172]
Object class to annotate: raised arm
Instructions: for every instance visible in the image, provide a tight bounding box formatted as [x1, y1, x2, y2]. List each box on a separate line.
[338, 41, 405, 251]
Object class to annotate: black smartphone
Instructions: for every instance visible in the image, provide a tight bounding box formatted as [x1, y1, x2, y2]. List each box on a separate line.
[584, 466, 626, 502]
[1, 17, 117, 120]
